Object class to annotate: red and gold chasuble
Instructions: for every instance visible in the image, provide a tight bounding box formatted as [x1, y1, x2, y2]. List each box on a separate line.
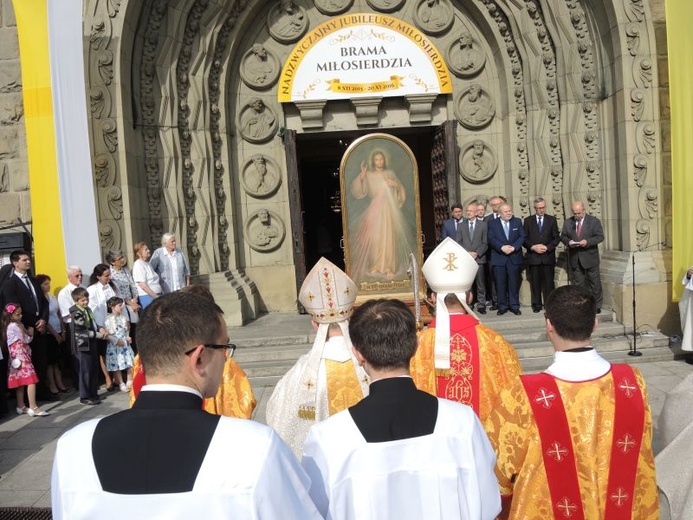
[521, 365, 645, 520]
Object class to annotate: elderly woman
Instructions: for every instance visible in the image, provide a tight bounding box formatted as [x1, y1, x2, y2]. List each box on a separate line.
[150, 233, 191, 293]
[106, 249, 141, 352]
[131, 242, 162, 310]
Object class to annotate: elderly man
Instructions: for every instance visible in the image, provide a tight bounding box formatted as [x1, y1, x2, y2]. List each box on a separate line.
[57, 265, 84, 388]
[266, 257, 368, 457]
[411, 237, 522, 425]
[52, 292, 320, 518]
[523, 197, 560, 313]
[487, 203, 525, 315]
[302, 298, 500, 519]
[456, 202, 488, 313]
[560, 200, 604, 312]
[485, 285, 659, 519]
[150, 233, 190, 294]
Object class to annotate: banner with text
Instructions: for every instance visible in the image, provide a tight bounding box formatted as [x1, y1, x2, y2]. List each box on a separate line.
[278, 13, 452, 103]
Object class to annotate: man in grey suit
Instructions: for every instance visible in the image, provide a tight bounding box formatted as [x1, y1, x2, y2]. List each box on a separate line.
[560, 200, 604, 313]
[456, 202, 488, 314]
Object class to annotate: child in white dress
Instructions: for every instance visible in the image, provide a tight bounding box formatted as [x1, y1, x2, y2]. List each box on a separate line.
[104, 297, 134, 392]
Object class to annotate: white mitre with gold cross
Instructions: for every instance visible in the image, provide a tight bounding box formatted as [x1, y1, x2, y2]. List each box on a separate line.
[296, 257, 364, 420]
[422, 237, 479, 370]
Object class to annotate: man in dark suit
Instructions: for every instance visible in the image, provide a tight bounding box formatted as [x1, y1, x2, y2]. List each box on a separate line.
[482, 196, 506, 309]
[302, 299, 500, 519]
[439, 203, 464, 242]
[52, 292, 320, 518]
[488, 203, 526, 315]
[1, 249, 52, 399]
[560, 200, 604, 312]
[523, 197, 560, 313]
[457, 202, 488, 313]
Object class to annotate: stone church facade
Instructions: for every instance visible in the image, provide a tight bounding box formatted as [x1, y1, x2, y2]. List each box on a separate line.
[0, 0, 677, 332]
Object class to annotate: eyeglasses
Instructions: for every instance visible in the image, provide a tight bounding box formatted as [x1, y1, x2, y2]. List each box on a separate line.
[184, 343, 237, 358]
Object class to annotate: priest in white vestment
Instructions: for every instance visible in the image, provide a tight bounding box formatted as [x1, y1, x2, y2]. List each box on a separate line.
[266, 257, 369, 456]
[679, 266, 693, 362]
[302, 298, 501, 520]
[52, 292, 320, 519]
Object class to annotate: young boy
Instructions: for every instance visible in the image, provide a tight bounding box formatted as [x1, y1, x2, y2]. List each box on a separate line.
[70, 287, 108, 405]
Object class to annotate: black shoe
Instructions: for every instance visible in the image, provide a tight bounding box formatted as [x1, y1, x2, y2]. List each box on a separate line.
[40, 393, 60, 402]
[80, 398, 97, 406]
[596, 308, 602, 314]
[490, 304, 498, 311]
[685, 355, 693, 365]
[511, 309, 522, 315]
[476, 307, 486, 315]
[532, 307, 542, 313]
[497, 309, 508, 315]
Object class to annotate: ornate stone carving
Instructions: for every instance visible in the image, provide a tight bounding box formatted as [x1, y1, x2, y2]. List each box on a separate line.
[101, 119, 118, 153]
[241, 155, 281, 198]
[0, 164, 8, 192]
[313, 0, 353, 15]
[366, 0, 405, 12]
[413, 0, 453, 36]
[267, 0, 308, 44]
[633, 154, 647, 187]
[90, 18, 108, 50]
[106, 0, 123, 18]
[447, 32, 486, 78]
[245, 209, 285, 252]
[89, 87, 110, 119]
[635, 219, 650, 249]
[637, 122, 656, 154]
[240, 45, 280, 90]
[634, 58, 652, 88]
[455, 84, 495, 129]
[94, 153, 115, 188]
[625, 0, 645, 23]
[239, 98, 277, 143]
[99, 221, 121, 251]
[626, 23, 640, 57]
[105, 186, 123, 220]
[97, 51, 114, 85]
[630, 89, 645, 121]
[459, 140, 497, 184]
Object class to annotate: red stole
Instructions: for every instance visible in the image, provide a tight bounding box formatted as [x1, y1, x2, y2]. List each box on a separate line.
[432, 314, 481, 416]
[521, 364, 644, 519]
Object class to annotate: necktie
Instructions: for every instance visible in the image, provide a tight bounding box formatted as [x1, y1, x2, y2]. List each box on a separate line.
[454, 219, 459, 230]
[86, 307, 96, 330]
[469, 221, 474, 239]
[538, 216, 543, 232]
[22, 274, 39, 311]
[577, 219, 583, 238]
[503, 220, 510, 240]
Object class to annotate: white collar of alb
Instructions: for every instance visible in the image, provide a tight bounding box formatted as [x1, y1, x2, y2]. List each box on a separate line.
[544, 348, 611, 382]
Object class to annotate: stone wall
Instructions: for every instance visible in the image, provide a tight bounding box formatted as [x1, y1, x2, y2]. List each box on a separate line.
[0, 0, 29, 226]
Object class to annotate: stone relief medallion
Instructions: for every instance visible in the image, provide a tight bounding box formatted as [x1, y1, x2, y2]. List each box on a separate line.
[366, 0, 405, 13]
[241, 154, 281, 198]
[413, 0, 454, 36]
[314, 0, 353, 16]
[459, 140, 497, 184]
[240, 45, 281, 90]
[245, 209, 286, 252]
[455, 84, 495, 130]
[447, 32, 486, 78]
[238, 98, 278, 143]
[267, 0, 309, 44]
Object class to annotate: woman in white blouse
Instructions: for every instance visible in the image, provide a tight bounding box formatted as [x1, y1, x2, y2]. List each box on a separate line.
[132, 242, 162, 310]
[87, 264, 119, 391]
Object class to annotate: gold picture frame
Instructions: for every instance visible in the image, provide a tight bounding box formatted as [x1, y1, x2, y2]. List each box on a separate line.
[340, 133, 423, 301]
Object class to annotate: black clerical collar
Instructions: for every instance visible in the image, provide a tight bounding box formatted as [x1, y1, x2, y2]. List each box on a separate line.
[560, 346, 594, 353]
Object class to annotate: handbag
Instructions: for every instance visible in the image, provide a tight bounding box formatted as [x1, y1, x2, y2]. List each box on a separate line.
[126, 303, 139, 324]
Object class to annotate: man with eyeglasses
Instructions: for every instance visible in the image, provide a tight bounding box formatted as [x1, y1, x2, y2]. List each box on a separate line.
[560, 200, 604, 313]
[523, 197, 560, 313]
[52, 292, 320, 519]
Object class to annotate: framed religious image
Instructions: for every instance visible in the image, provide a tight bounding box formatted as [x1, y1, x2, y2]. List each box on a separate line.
[340, 133, 423, 300]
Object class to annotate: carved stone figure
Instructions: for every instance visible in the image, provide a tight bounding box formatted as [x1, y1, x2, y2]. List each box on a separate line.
[460, 140, 497, 184]
[314, 0, 353, 15]
[414, 0, 453, 35]
[455, 84, 495, 129]
[240, 44, 280, 90]
[267, 0, 308, 44]
[239, 98, 277, 143]
[241, 155, 281, 198]
[246, 209, 285, 252]
[447, 32, 486, 78]
[365, 0, 405, 13]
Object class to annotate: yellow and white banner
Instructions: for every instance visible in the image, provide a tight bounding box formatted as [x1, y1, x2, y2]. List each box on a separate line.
[279, 13, 451, 103]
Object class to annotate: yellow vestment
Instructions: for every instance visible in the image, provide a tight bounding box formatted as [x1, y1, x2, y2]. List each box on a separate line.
[484, 369, 659, 519]
[411, 315, 522, 425]
[129, 354, 257, 419]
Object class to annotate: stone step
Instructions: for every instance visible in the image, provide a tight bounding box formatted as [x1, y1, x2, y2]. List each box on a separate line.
[235, 343, 312, 363]
[512, 332, 669, 359]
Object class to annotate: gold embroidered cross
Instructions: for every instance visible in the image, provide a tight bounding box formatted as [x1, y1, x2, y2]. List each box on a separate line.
[610, 487, 629, 507]
[547, 442, 568, 462]
[617, 434, 635, 454]
[556, 497, 577, 517]
[443, 252, 458, 271]
[535, 388, 556, 408]
[618, 379, 636, 398]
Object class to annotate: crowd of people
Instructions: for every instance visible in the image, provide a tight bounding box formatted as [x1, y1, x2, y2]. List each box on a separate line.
[441, 196, 603, 315]
[46, 231, 663, 519]
[0, 233, 190, 416]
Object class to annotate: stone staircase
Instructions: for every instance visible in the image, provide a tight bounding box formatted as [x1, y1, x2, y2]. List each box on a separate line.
[230, 309, 680, 389]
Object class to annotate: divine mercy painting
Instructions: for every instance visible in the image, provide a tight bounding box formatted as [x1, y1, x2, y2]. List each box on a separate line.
[340, 133, 422, 297]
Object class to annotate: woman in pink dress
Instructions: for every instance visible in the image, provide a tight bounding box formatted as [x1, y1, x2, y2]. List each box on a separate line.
[3, 303, 49, 416]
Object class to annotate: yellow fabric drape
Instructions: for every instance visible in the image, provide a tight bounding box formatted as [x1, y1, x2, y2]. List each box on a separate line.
[667, 0, 693, 301]
[12, 0, 66, 282]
